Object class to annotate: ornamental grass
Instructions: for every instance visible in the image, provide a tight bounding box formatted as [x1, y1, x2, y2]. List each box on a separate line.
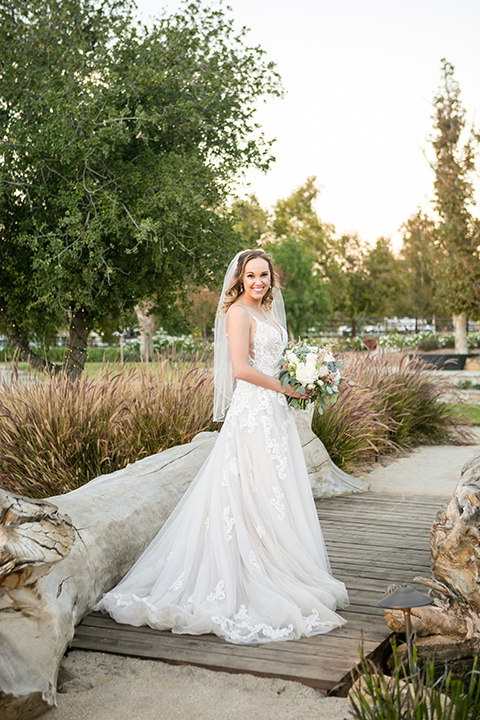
[0, 350, 474, 497]
[350, 645, 480, 720]
[0, 359, 214, 498]
[313, 352, 473, 472]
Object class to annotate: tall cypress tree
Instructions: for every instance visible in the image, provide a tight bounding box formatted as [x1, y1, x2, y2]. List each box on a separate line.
[431, 59, 480, 353]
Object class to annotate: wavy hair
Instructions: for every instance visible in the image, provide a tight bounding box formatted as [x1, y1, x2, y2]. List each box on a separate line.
[219, 249, 279, 316]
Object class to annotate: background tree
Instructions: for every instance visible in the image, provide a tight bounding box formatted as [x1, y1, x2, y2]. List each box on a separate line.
[231, 194, 269, 248]
[232, 179, 335, 337]
[265, 236, 332, 337]
[323, 233, 370, 337]
[399, 211, 440, 328]
[271, 176, 334, 257]
[0, 0, 281, 376]
[430, 59, 480, 353]
[363, 237, 407, 322]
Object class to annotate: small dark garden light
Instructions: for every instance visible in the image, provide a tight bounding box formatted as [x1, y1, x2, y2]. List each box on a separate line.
[378, 585, 433, 669]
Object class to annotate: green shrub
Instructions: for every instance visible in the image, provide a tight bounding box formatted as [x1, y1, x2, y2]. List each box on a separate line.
[0, 359, 214, 498]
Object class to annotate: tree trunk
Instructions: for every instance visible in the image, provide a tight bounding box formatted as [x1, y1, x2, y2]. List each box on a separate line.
[62, 309, 90, 379]
[453, 312, 468, 354]
[0, 299, 59, 375]
[0, 301, 90, 378]
[351, 317, 357, 338]
[135, 302, 156, 361]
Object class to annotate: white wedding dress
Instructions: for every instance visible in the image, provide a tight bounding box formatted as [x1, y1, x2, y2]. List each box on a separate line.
[95, 318, 349, 643]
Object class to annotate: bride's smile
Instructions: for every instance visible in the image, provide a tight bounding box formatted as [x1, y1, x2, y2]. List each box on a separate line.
[241, 258, 270, 305]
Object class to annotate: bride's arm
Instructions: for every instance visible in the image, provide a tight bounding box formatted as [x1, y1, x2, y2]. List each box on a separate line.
[226, 306, 304, 399]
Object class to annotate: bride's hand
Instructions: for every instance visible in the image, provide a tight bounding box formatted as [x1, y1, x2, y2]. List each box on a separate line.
[283, 384, 311, 400]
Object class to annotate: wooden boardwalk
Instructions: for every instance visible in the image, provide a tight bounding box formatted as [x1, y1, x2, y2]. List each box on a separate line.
[71, 492, 444, 695]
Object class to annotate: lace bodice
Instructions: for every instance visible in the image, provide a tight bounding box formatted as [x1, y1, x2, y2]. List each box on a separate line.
[249, 319, 287, 377]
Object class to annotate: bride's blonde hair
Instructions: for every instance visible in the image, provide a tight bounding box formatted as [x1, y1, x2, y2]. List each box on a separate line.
[219, 249, 279, 316]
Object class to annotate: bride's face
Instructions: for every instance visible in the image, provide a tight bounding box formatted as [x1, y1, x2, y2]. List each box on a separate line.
[242, 258, 271, 303]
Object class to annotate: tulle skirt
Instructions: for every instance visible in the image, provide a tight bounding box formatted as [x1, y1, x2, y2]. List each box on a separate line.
[95, 381, 349, 643]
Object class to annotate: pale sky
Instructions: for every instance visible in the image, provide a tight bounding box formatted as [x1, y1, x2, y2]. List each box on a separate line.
[135, 0, 480, 248]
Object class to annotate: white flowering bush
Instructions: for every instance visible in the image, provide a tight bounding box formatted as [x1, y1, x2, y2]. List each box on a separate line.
[437, 333, 455, 348]
[377, 334, 413, 350]
[337, 336, 367, 351]
[468, 331, 480, 349]
[376, 331, 467, 351]
[125, 329, 200, 355]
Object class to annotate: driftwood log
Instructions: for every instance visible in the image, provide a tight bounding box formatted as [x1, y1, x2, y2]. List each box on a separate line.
[0, 422, 363, 719]
[383, 451, 480, 655]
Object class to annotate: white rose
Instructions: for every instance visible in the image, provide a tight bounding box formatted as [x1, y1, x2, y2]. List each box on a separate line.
[295, 362, 318, 386]
[324, 352, 335, 363]
[286, 350, 297, 364]
[317, 365, 330, 378]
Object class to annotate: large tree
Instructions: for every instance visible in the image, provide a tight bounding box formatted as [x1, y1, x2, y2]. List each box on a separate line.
[430, 59, 480, 353]
[0, 0, 281, 376]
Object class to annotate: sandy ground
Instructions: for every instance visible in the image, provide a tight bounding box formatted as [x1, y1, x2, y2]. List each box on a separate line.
[42, 431, 480, 720]
[43, 652, 351, 720]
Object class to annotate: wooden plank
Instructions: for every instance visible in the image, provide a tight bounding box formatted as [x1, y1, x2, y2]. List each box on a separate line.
[73, 623, 364, 666]
[81, 612, 388, 645]
[72, 492, 439, 695]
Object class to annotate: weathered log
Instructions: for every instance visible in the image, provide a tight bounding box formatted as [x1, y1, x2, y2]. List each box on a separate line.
[431, 451, 480, 611]
[389, 636, 480, 675]
[0, 432, 217, 720]
[382, 452, 480, 643]
[382, 578, 480, 639]
[0, 423, 361, 719]
[0, 494, 75, 591]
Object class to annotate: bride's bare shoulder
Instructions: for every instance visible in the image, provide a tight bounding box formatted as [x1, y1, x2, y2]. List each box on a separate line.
[226, 304, 251, 331]
[227, 303, 248, 316]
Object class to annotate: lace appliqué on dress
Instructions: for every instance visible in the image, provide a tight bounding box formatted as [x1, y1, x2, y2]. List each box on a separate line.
[206, 580, 226, 603]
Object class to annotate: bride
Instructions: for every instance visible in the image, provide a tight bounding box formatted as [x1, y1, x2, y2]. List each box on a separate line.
[95, 249, 349, 643]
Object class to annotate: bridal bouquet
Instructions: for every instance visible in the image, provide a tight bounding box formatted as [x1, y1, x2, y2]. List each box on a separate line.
[279, 341, 350, 413]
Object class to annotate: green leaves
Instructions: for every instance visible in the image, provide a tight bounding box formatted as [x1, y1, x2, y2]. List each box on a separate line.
[430, 59, 480, 320]
[0, 0, 282, 369]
